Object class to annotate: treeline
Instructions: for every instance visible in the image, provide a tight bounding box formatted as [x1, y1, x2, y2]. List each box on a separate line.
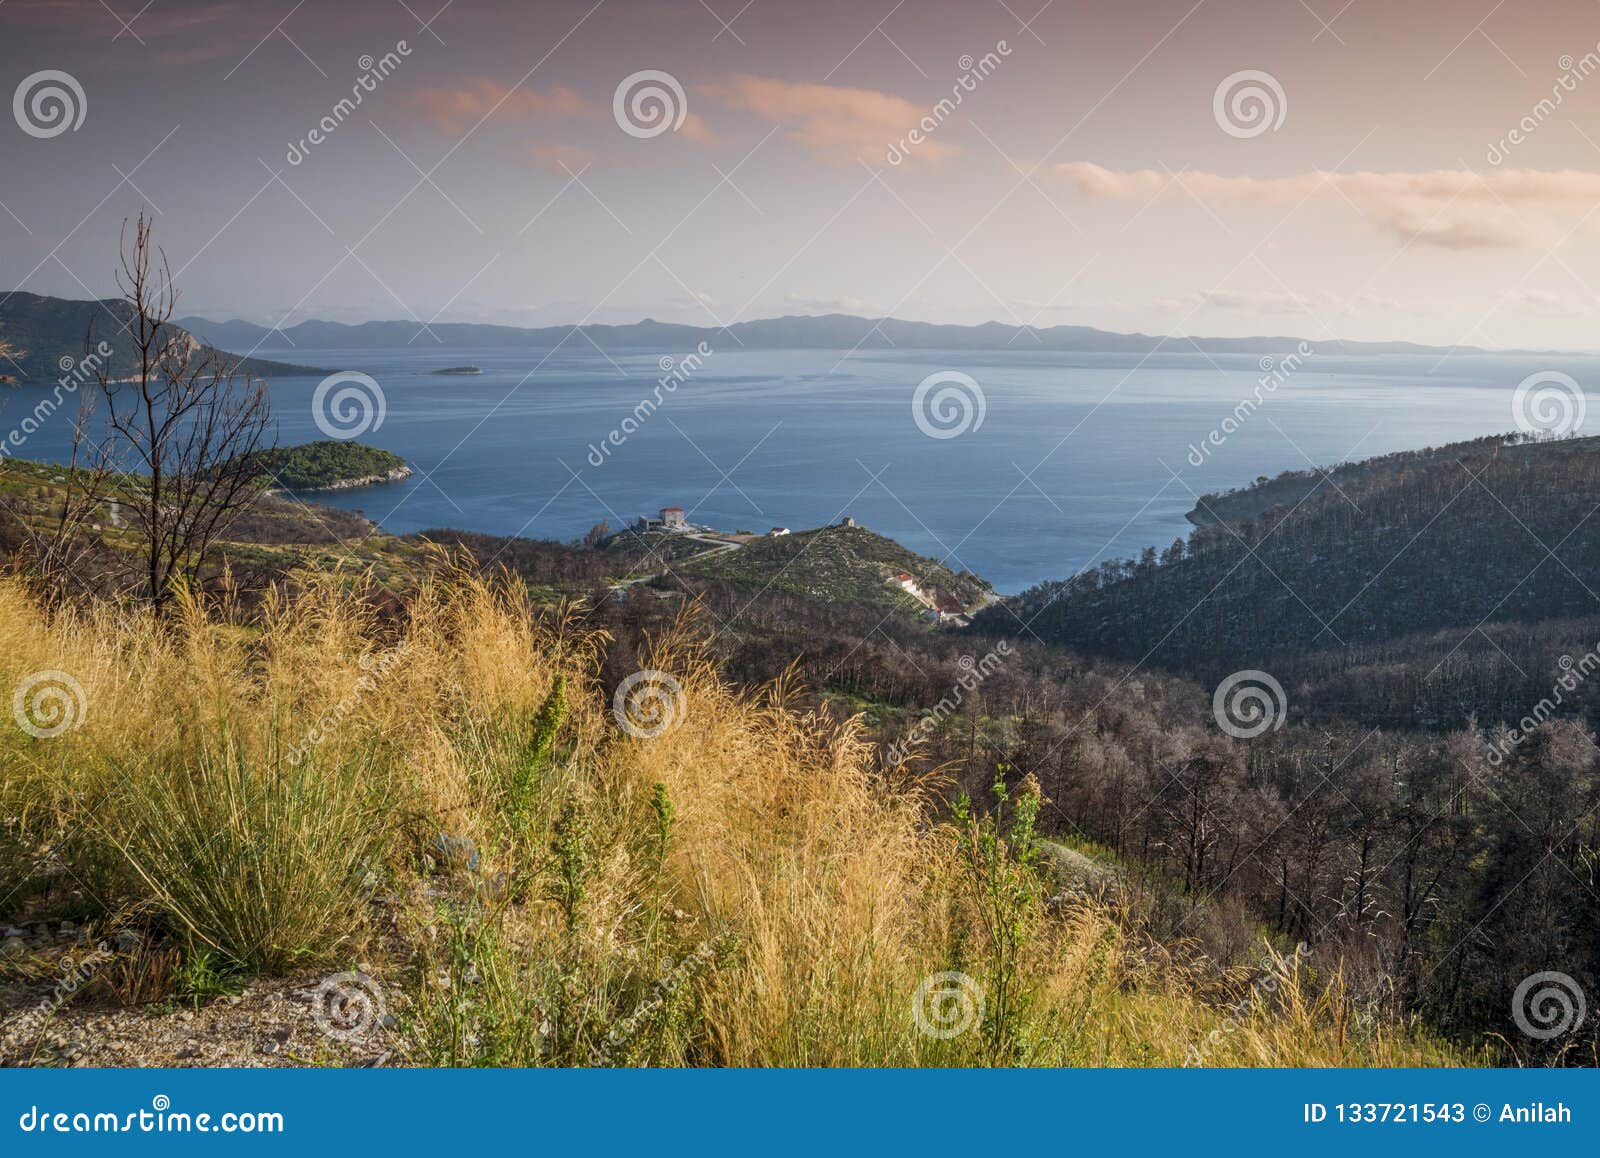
[980, 433, 1600, 693]
[1190, 432, 1536, 526]
[252, 440, 407, 490]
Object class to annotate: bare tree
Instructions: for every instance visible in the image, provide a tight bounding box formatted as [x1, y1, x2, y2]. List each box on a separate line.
[96, 213, 274, 609]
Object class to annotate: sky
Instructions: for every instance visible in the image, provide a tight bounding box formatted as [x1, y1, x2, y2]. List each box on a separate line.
[5, 0, 1600, 348]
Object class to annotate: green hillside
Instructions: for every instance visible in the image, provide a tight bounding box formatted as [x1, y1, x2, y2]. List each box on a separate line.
[253, 440, 410, 491]
[676, 523, 990, 614]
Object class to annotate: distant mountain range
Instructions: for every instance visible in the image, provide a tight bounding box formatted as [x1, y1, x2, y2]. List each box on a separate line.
[0, 292, 325, 383]
[175, 311, 1493, 358]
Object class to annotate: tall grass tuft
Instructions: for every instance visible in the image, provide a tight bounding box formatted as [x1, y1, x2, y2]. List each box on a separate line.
[97, 735, 391, 972]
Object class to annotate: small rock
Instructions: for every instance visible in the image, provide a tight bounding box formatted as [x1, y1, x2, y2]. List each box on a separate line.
[378, 1014, 398, 1029]
[259, 1040, 279, 1055]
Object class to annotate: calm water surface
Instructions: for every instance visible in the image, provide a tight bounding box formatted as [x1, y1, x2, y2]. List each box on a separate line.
[10, 345, 1594, 592]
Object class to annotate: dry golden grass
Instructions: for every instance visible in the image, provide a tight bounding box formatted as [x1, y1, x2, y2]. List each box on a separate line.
[0, 567, 1474, 1067]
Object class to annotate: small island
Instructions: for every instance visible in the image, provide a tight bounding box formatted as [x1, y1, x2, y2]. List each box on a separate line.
[253, 440, 412, 492]
[426, 365, 484, 376]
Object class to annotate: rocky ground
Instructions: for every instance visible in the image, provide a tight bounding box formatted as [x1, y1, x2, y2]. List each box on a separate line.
[1, 922, 402, 1068]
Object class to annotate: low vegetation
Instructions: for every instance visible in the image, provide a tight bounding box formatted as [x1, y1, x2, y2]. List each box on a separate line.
[253, 440, 410, 491]
[677, 524, 989, 614]
[0, 566, 1465, 1066]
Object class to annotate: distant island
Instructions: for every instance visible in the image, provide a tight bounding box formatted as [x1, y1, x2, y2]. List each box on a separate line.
[252, 440, 411, 492]
[175, 310, 1509, 358]
[426, 365, 483, 376]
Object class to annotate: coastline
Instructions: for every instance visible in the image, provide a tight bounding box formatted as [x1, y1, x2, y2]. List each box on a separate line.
[264, 465, 413, 494]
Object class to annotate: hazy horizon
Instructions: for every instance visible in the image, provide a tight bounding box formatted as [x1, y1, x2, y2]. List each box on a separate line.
[7, 0, 1600, 352]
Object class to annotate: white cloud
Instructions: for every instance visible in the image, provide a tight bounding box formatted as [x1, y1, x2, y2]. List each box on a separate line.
[1056, 163, 1600, 249]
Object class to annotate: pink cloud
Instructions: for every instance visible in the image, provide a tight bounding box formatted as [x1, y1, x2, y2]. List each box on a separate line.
[699, 74, 957, 165]
[1055, 163, 1600, 250]
[527, 142, 597, 173]
[410, 79, 595, 135]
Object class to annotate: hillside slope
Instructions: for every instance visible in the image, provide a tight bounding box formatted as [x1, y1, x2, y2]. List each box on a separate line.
[673, 523, 990, 615]
[978, 432, 1600, 680]
[1, 292, 323, 382]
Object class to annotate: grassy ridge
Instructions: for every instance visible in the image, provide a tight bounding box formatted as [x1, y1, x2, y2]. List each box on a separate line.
[0, 567, 1467, 1066]
[679, 524, 989, 614]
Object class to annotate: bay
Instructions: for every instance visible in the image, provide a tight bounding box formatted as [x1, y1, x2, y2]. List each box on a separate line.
[7, 344, 1594, 593]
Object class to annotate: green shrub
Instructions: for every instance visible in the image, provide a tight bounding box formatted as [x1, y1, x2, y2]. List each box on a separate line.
[96, 732, 392, 973]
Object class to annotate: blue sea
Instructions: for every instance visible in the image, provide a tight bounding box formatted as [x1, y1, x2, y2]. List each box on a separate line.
[8, 345, 1596, 593]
